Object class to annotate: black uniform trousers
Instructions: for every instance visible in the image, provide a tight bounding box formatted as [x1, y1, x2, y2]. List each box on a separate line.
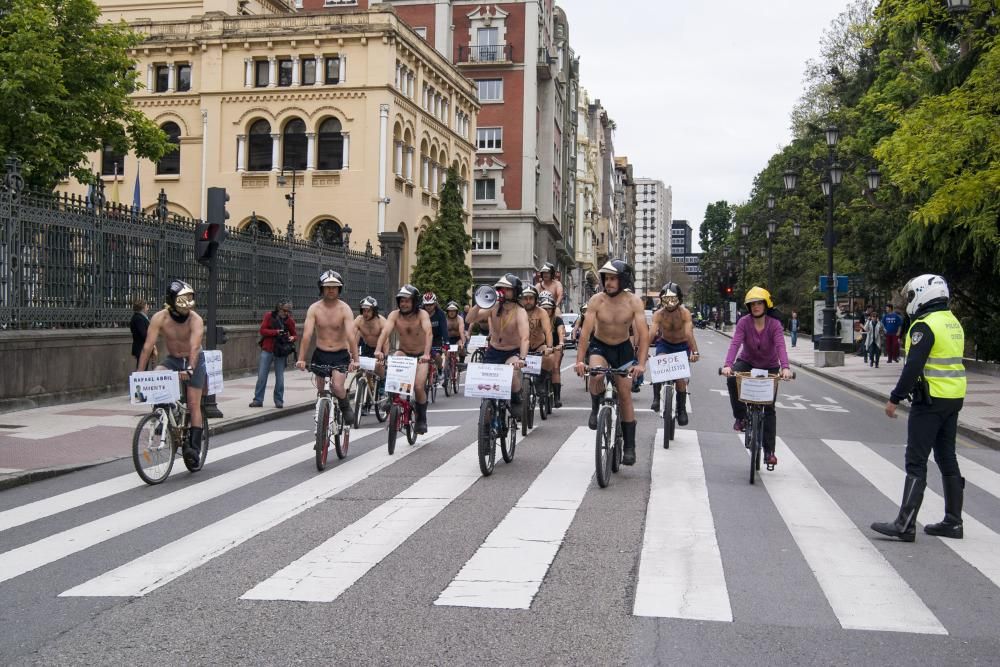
[905, 397, 963, 480]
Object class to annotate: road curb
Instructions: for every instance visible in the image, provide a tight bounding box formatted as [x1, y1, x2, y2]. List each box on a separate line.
[709, 329, 1000, 452]
[0, 401, 315, 492]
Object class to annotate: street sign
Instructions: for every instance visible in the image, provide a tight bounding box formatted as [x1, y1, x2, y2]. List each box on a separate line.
[818, 275, 849, 294]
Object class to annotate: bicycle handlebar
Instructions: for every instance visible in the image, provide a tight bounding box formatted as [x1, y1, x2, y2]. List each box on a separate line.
[717, 368, 796, 380]
[586, 366, 633, 377]
[308, 363, 350, 374]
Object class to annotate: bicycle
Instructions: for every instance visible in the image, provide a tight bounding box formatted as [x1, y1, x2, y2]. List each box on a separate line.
[723, 369, 794, 484]
[386, 389, 418, 455]
[658, 379, 677, 450]
[132, 373, 209, 485]
[349, 366, 387, 428]
[443, 345, 461, 397]
[476, 394, 518, 476]
[424, 348, 442, 404]
[310, 363, 351, 471]
[588, 366, 631, 488]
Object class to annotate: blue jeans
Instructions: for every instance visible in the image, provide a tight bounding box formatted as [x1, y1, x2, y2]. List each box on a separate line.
[254, 350, 286, 405]
[790, 330, 797, 347]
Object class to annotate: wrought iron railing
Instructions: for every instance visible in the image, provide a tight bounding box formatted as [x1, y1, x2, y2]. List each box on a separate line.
[457, 44, 514, 64]
[0, 158, 387, 329]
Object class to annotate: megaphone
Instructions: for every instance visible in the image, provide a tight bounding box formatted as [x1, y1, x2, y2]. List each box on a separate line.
[474, 285, 498, 309]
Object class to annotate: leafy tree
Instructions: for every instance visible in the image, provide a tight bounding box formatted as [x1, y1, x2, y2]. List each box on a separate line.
[698, 200, 732, 253]
[411, 167, 473, 305]
[0, 0, 171, 189]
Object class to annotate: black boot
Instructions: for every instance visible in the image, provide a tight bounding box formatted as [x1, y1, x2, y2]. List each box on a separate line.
[650, 383, 661, 412]
[925, 476, 964, 539]
[184, 427, 203, 468]
[871, 475, 926, 542]
[622, 421, 637, 466]
[676, 391, 689, 426]
[553, 383, 562, 408]
[415, 401, 428, 434]
[338, 396, 355, 427]
[588, 393, 601, 430]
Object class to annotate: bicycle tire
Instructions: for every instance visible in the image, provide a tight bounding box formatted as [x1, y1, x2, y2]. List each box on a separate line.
[611, 411, 622, 474]
[539, 378, 549, 421]
[663, 383, 674, 449]
[478, 400, 496, 476]
[405, 402, 418, 445]
[748, 409, 762, 484]
[443, 363, 451, 397]
[183, 417, 210, 472]
[428, 369, 437, 404]
[520, 383, 530, 436]
[501, 405, 517, 463]
[133, 411, 175, 485]
[526, 381, 536, 430]
[387, 403, 399, 455]
[595, 406, 613, 488]
[353, 379, 366, 429]
[374, 384, 387, 423]
[315, 401, 331, 471]
[452, 361, 460, 395]
[334, 420, 349, 460]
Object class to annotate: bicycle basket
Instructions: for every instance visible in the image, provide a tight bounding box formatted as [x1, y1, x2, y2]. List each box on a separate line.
[736, 375, 778, 405]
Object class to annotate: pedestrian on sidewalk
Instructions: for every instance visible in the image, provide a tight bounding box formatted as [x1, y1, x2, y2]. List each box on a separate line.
[789, 311, 799, 347]
[872, 274, 967, 543]
[250, 298, 297, 408]
[864, 311, 885, 368]
[882, 303, 903, 363]
[129, 298, 155, 370]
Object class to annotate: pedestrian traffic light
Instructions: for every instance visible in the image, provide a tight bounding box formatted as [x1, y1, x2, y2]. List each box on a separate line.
[195, 188, 230, 266]
[725, 286, 734, 297]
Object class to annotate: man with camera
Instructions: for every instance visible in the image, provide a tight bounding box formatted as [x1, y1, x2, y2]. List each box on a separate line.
[251, 298, 297, 408]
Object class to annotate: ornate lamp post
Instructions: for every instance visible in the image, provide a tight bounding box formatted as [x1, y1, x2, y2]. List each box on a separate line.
[277, 167, 297, 240]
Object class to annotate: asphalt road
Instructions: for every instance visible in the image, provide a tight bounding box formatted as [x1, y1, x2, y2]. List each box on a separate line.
[2, 329, 999, 665]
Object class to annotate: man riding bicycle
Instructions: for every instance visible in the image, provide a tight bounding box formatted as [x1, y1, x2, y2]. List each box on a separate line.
[721, 286, 793, 467]
[575, 260, 649, 465]
[137, 279, 206, 469]
[375, 285, 434, 434]
[520, 284, 554, 392]
[445, 300, 466, 365]
[539, 291, 565, 408]
[649, 282, 700, 424]
[422, 292, 450, 385]
[467, 274, 529, 413]
[296, 270, 360, 425]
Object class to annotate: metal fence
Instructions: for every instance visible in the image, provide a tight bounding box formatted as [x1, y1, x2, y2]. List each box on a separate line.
[0, 158, 388, 329]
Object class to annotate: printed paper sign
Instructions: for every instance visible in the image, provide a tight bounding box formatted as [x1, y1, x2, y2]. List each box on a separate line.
[385, 355, 418, 396]
[448, 344, 460, 353]
[359, 356, 377, 372]
[204, 350, 224, 395]
[129, 371, 181, 405]
[467, 335, 488, 351]
[750, 368, 769, 378]
[647, 352, 691, 383]
[523, 355, 542, 376]
[739, 377, 777, 403]
[464, 362, 513, 400]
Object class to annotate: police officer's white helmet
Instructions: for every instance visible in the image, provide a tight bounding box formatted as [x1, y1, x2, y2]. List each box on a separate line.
[903, 274, 949, 316]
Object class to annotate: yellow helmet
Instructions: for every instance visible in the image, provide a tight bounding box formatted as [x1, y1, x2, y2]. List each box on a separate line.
[744, 286, 773, 308]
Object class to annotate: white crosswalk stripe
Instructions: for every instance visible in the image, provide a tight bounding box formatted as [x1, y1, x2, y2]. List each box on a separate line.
[957, 454, 1000, 500]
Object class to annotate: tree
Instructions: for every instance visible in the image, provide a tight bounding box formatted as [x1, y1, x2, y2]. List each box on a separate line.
[411, 167, 473, 305]
[0, 0, 172, 190]
[698, 200, 732, 253]
[649, 254, 694, 298]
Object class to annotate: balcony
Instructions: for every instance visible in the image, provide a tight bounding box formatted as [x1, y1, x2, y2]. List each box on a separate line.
[457, 44, 514, 65]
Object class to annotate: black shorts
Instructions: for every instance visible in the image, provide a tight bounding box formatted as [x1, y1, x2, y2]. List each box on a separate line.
[162, 352, 207, 390]
[311, 348, 351, 377]
[656, 340, 690, 356]
[587, 337, 636, 370]
[448, 335, 461, 346]
[484, 346, 518, 365]
[359, 341, 377, 358]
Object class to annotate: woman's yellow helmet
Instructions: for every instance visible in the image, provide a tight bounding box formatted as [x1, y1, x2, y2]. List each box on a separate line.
[744, 286, 773, 308]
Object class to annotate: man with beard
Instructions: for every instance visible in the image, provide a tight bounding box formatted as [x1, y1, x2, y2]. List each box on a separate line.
[539, 292, 565, 408]
[535, 261, 564, 315]
[375, 285, 434, 434]
[138, 280, 206, 468]
[296, 270, 359, 426]
[354, 296, 386, 360]
[422, 292, 450, 385]
[575, 260, 649, 465]
[445, 301, 466, 365]
[649, 282, 699, 424]
[467, 274, 529, 414]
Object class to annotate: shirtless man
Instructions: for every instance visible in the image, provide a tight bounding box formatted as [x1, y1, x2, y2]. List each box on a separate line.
[138, 279, 206, 468]
[375, 285, 433, 434]
[467, 274, 530, 414]
[295, 270, 359, 426]
[445, 301, 466, 365]
[649, 282, 699, 425]
[535, 261, 564, 314]
[354, 296, 387, 363]
[520, 285, 554, 391]
[539, 292, 565, 408]
[575, 260, 649, 465]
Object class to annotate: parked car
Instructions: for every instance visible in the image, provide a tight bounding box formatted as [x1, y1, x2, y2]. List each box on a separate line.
[561, 313, 579, 349]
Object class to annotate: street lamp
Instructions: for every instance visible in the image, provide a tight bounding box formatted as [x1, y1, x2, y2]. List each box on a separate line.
[946, 0, 972, 13]
[766, 218, 777, 287]
[277, 167, 297, 240]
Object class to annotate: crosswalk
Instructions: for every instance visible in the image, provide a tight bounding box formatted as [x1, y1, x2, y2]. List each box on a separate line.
[3, 418, 1000, 637]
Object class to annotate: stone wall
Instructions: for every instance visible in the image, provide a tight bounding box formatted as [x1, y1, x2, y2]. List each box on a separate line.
[0, 325, 262, 413]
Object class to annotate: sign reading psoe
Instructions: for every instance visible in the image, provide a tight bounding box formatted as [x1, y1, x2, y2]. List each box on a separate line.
[648, 352, 691, 383]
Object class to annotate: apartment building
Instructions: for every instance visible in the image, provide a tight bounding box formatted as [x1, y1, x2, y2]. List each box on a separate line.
[633, 179, 672, 294]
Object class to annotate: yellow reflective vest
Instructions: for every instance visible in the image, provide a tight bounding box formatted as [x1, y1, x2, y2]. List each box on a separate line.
[905, 310, 966, 399]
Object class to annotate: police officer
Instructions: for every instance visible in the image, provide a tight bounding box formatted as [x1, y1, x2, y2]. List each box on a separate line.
[871, 275, 967, 542]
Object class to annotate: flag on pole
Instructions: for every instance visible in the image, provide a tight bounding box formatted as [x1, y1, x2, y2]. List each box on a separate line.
[132, 161, 141, 212]
[109, 163, 120, 204]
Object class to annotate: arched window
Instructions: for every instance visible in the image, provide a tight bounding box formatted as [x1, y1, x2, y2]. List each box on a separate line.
[317, 118, 343, 170]
[156, 122, 181, 175]
[247, 119, 272, 172]
[282, 118, 307, 170]
[312, 219, 344, 246]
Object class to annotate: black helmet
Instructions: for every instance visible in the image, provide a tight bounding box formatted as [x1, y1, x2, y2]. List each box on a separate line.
[165, 279, 195, 314]
[598, 260, 633, 294]
[318, 270, 343, 295]
[396, 284, 420, 310]
[660, 282, 683, 306]
[494, 273, 523, 301]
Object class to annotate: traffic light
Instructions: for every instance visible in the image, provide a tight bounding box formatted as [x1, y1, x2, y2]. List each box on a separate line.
[725, 286, 734, 298]
[195, 187, 230, 266]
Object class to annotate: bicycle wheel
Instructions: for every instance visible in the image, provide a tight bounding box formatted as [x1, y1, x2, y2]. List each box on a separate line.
[429, 370, 437, 404]
[662, 383, 674, 449]
[595, 406, 613, 488]
[452, 363, 460, 395]
[405, 403, 418, 444]
[374, 382, 387, 423]
[748, 409, 762, 484]
[521, 383, 530, 436]
[315, 401, 331, 471]
[334, 419, 349, 460]
[526, 381, 536, 430]
[501, 406, 517, 463]
[387, 403, 399, 455]
[132, 411, 175, 485]
[352, 378, 366, 429]
[183, 417, 210, 473]
[443, 361, 452, 397]
[539, 378, 549, 421]
[478, 400, 496, 476]
[611, 413, 622, 474]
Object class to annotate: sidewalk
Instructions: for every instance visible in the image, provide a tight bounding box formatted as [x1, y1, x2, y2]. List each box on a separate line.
[0, 370, 320, 490]
[712, 327, 1000, 450]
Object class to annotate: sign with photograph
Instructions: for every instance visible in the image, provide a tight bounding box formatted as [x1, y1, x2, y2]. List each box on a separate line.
[385, 355, 418, 396]
[647, 352, 691, 383]
[464, 363, 513, 400]
[129, 371, 181, 405]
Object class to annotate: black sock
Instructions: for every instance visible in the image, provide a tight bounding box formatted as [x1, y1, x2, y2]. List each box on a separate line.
[591, 393, 601, 414]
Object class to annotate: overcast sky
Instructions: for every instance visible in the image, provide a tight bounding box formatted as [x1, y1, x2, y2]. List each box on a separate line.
[565, 0, 852, 249]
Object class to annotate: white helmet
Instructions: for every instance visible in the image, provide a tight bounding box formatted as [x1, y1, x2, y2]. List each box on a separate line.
[903, 274, 949, 316]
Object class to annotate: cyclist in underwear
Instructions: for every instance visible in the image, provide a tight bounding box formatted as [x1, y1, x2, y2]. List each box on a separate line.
[649, 282, 700, 424]
[520, 284, 553, 397]
[467, 274, 529, 414]
[422, 292, 450, 385]
[353, 295, 387, 409]
[445, 301, 466, 365]
[721, 286, 793, 467]
[375, 285, 433, 434]
[539, 291, 565, 408]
